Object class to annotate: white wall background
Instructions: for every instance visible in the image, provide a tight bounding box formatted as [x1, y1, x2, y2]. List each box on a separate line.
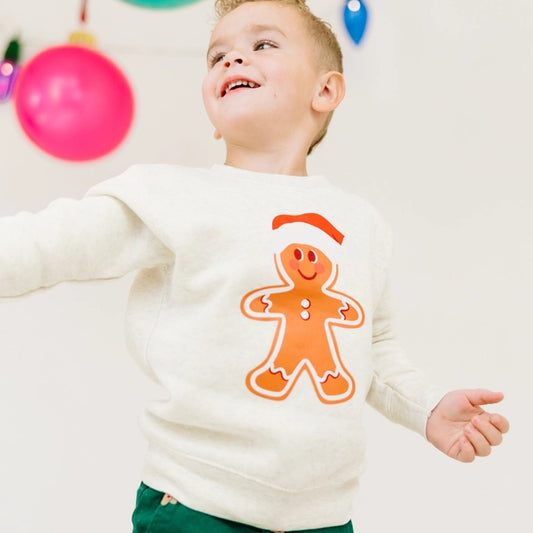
[0, 0, 531, 531]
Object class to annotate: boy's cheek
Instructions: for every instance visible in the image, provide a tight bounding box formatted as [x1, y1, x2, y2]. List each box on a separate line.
[201, 83, 216, 120]
[201, 75, 215, 102]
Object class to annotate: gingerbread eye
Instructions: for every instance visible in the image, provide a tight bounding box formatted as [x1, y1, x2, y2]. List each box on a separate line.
[308, 250, 318, 263]
[294, 248, 304, 261]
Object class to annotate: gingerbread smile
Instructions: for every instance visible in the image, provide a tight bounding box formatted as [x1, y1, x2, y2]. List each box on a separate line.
[298, 270, 317, 281]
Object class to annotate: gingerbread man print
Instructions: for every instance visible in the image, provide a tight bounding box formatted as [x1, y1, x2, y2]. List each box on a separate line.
[241, 213, 365, 404]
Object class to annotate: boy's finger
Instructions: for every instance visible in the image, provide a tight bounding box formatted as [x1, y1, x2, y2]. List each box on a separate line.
[465, 389, 504, 407]
[471, 415, 503, 446]
[464, 424, 492, 457]
[490, 413, 510, 434]
[456, 436, 476, 463]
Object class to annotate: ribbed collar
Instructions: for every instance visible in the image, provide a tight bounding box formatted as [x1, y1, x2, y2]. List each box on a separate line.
[211, 164, 330, 189]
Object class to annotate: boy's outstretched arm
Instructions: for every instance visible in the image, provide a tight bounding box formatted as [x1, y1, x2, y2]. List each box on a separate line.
[426, 389, 509, 463]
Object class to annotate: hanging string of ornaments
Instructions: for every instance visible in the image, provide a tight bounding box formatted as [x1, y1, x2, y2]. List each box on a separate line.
[117, 0, 369, 43]
[2, 0, 368, 162]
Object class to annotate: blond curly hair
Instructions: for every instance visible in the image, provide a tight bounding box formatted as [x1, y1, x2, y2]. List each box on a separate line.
[213, 0, 343, 154]
[214, 0, 343, 73]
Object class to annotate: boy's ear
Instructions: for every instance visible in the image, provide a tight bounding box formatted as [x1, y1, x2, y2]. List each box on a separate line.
[311, 71, 345, 113]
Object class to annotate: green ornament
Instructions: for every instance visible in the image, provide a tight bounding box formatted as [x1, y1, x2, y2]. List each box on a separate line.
[4, 38, 20, 62]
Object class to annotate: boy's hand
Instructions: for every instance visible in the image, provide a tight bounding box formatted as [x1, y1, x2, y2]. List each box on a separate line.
[426, 389, 509, 463]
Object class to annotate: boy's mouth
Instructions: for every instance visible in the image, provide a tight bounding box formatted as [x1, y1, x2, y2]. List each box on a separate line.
[221, 79, 260, 97]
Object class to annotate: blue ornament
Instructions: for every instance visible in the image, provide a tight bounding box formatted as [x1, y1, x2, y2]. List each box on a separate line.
[343, 0, 368, 45]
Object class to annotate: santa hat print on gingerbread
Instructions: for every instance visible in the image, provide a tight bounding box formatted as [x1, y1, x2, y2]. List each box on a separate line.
[271, 212, 345, 266]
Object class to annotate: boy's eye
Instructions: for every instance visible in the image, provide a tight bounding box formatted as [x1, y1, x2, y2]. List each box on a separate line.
[209, 52, 225, 67]
[254, 40, 276, 51]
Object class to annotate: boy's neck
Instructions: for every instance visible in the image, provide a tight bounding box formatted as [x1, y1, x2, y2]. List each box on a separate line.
[223, 145, 309, 177]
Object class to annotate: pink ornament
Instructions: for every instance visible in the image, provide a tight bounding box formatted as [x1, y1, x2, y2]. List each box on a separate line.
[14, 45, 134, 161]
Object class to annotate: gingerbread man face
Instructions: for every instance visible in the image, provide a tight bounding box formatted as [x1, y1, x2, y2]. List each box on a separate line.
[280, 243, 332, 288]
[241, 213, 365, 404]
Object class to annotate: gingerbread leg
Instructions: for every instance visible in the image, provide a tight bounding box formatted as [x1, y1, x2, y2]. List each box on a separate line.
[253, 368, 289, 393]
[313, 367, 355, 403]
[320, 373, 351, 396]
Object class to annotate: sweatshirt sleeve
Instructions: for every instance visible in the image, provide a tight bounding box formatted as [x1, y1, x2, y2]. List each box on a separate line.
[0, 194, 172, 298]
[365, 225, 445, 438]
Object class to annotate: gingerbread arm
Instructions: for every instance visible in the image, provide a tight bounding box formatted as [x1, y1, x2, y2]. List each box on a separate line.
[241, 285, 291, 320]
[241, 289, 270, 318]
[333, 293, 365, 327]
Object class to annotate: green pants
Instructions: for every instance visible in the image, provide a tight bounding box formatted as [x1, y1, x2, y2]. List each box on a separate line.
[132, 483, 354, 533]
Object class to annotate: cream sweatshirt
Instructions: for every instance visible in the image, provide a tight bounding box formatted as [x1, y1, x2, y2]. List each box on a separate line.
[0, 164, 443, 530]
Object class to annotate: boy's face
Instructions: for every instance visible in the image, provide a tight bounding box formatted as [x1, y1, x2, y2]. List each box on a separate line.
[202, 1, 323, 146]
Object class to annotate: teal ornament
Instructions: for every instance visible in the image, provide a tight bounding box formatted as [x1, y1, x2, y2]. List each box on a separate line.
[343, 0, 368, 45]
[120, 0, 203, 8]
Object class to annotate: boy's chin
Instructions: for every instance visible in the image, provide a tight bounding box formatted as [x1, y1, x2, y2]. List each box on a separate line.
[219, 129, 280, 149]
[218, 110, 287, 134]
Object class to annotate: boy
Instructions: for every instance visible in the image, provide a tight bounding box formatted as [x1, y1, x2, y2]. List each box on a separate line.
[0, 1, 508, 532]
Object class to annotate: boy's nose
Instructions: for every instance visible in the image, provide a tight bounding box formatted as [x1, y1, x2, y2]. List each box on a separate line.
[223, 53, 245, 68]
